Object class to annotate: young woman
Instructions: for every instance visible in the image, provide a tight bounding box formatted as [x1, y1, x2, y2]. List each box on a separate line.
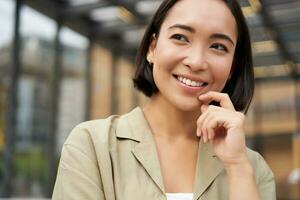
[52, 0, 276, 199]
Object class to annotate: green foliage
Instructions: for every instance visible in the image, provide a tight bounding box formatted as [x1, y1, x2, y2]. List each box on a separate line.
[13, 146, 49, 182]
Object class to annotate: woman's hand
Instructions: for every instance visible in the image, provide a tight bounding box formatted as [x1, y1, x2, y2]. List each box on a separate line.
[197, 91, 261, 200]
[196, 91, 249, 168]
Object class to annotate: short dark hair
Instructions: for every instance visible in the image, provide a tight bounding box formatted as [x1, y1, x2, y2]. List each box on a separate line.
[133, 0, 254, 113]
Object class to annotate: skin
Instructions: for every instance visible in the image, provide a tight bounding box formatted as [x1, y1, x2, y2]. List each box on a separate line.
[143, 0, 260, 199]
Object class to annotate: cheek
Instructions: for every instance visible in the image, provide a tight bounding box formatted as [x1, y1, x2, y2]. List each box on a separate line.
[211, 58, 233, 82]
[153, 39, 183, 71]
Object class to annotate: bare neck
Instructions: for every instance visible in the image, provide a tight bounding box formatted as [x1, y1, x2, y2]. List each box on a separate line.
[143, 95, 201, 141]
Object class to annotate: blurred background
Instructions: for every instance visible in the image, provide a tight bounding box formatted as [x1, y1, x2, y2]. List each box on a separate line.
[0, 0, 299, 199]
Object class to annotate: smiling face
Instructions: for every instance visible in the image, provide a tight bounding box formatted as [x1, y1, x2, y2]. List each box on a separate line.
[147, 0, 238, 112]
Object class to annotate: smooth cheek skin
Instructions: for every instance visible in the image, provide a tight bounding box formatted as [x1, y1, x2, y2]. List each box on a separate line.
[152, 40, 204, 111]
[152, 38, 233, 112]
[206, 55, 232, 92]
[148, 0, 237, 112]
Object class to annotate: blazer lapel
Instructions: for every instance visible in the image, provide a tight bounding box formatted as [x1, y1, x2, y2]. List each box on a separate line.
[193, 140, 224, 199]
[116, 107, 165, 194]
[132, 139, 165, 193]
[116, 107, 224, 198]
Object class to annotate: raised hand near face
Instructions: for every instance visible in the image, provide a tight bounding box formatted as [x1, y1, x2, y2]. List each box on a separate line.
[197, 91, 249, 169]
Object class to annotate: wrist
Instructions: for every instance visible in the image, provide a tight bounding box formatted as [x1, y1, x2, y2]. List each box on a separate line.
[225, 161, 255, 179]
[226, 160, 260, 200]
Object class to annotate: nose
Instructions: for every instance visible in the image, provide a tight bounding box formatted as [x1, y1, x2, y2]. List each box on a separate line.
[182, 45, 208, 71]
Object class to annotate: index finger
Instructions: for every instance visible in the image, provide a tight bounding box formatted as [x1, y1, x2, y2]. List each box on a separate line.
[198, 91, 235, 110]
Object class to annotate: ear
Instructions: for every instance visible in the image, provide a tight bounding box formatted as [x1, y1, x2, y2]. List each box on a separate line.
[146, 34, 157, 64]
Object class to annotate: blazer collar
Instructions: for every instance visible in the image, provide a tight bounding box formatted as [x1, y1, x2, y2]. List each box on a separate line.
[193, 140, 224, 199]
[115, 107, 224, 198]
[116, 107, 165, 193]
[115, 107, 148, 142]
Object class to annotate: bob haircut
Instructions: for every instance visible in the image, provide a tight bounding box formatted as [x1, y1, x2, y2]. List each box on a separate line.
[133, 0, 255, 113]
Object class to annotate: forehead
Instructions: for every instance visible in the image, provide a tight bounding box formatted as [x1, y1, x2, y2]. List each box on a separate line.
[161, 0, 237, 38]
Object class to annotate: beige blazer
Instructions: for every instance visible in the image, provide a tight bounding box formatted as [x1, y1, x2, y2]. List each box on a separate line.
[52, 107, 276, 200]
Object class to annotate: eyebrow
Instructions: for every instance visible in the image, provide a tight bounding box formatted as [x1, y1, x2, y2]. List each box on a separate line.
[168, 24, 195, 33]
[168, 24, 235, 46]
[211, 33, 235, 46]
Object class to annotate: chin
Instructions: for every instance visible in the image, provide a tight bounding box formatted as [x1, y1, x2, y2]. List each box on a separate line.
[175, 101, 201, 112]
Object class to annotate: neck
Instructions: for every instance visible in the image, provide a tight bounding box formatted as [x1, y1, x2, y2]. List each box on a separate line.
[143, 94, 201, 141]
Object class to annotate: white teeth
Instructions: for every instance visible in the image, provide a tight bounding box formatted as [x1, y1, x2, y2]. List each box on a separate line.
[176, 76, 206, 87]
[186, 79, 191, 85]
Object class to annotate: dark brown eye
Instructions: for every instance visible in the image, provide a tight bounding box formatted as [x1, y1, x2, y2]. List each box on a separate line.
[211, 43, 228, 52]
[170, 34, 189, 42]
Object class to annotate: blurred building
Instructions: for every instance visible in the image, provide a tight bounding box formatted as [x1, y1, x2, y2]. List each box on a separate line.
[0, 0, 300, 199]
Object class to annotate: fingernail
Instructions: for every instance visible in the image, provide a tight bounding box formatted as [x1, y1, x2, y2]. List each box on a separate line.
[198, 130, 201, 137]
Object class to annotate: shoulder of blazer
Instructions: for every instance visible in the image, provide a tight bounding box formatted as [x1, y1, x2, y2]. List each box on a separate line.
[64, 115, 120, 149]
[62, 108, 143, 157]
[62, 115, 121, 200]
[246, 148, 274, 183]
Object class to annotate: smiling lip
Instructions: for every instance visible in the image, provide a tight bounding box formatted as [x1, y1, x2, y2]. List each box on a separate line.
[173, 74, 208, 92]
[173, 74, 208, 86]
[174, 74, 207, 84]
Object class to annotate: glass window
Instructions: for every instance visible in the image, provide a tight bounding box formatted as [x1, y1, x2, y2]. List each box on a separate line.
[12, 5, 56, 197]
[0, 0, 15, 150]
[0, 0, 15, 194]
[56, 27, 89, 153]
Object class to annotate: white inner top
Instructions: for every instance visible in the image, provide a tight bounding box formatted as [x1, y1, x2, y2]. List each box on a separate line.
[166, 193, 193, 200]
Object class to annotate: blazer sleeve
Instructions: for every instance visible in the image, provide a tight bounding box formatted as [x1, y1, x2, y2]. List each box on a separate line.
[52, 124, 105, 200]
[255, 153, 276, 200]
